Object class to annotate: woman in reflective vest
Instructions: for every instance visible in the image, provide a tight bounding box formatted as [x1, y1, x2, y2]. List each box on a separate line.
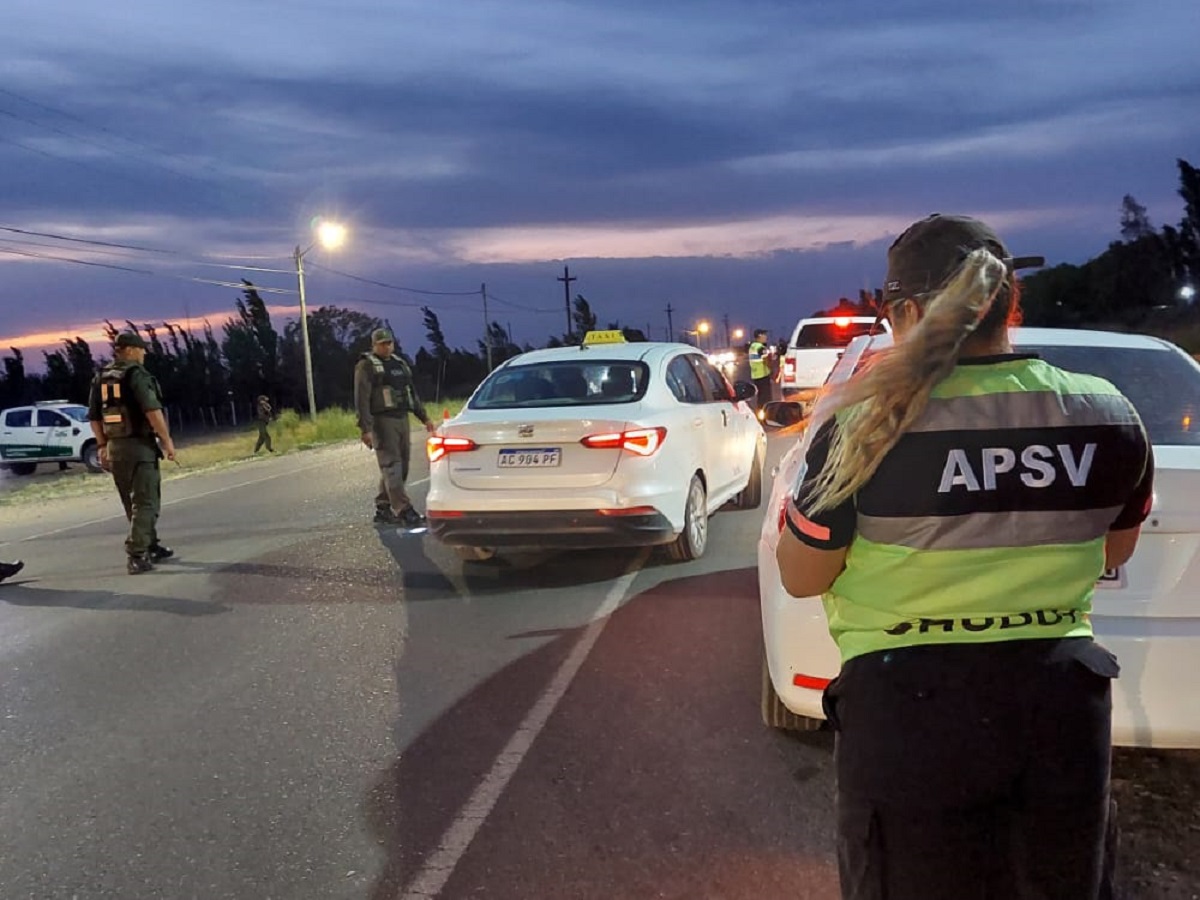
[776, 214, 1153, 900]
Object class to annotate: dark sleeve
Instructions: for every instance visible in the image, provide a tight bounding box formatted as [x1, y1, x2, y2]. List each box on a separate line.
[353, 359, 373, 432]
[129, 368, 163, 412]
[87, 377, 102, 422]
[1110, 439, 1154, 531]
[784, 418, 857, 550]
[405, 362, 429, 423]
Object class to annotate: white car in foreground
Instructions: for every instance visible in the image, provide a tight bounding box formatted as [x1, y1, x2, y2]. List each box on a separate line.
[427, 332, 767, 561]
[760, 327, 1200, 749]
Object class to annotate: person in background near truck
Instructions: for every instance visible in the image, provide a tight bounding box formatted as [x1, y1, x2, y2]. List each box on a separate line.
[0, 559, 23, 583]
[354, 327, 438, 527]
[253, 395, 275, 454]
[87, 332, 177, 574]
[775, 214, 1152, 899]
[748, 328, 774, 407]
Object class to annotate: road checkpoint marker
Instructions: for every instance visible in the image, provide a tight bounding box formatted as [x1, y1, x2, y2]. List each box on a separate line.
[398, 549, 649, 899]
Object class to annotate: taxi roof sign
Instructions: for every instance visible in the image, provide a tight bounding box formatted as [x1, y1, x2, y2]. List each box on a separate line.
[581, 330, 627, 346]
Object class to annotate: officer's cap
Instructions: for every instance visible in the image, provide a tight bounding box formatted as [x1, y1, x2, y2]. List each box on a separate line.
[371, 328, 395, 343]
[114, 332, 147, 349]
[883, 214, 1045, 305]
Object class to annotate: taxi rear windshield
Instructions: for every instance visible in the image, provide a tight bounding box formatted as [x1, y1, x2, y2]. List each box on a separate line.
[470, 360, 650, 409]
[793, 321, 875, 349]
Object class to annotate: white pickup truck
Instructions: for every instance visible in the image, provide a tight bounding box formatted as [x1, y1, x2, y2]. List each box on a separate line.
[778, 315, 890, 407]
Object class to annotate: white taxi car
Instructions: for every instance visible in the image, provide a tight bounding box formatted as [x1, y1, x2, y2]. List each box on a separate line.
[760, 327, 1200, 749]
[1, 400, 102, 475]
[427, 331, 767, 561]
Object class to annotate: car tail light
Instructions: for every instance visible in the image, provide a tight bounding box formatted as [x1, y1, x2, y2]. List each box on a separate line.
[834, 317, 851, 328]
[792, 673, 831, 690]
[580, 426, 667, 457]
[427, 435, 478, 463]
[783, 358, 795, 381]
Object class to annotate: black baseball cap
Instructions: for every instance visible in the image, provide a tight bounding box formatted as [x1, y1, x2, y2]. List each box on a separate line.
[882, 214, 1045, 305]
[114, 332, 147, 349]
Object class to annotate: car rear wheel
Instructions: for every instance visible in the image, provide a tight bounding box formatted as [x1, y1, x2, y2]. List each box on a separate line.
[82, 441, 103, 473]
[737, 451, 764, 510]
[5, 462, 37, 477]
[666, 475, 708, 562]
[761, 653, 825, 731]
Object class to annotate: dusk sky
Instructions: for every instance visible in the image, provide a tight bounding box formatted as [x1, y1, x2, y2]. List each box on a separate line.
[2, 0, 1198, 363]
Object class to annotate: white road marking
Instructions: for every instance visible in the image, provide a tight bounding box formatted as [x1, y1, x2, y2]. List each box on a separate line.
[14, 454, 429, 544]
[398, 550, 649, 899]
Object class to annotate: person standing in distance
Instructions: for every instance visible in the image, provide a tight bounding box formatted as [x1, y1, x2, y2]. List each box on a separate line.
[776, 214, 1153, 899]
[254, 394, 275, 453]
[747, 328, 774, 407]
[354, 328, 436, 527]
[88, 332, 178, 574]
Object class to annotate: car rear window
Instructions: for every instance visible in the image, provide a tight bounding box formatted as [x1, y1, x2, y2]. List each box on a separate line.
[469, 360, 650, 409]
[793, 321, 875, 349]
[1027, 345, 1200, 446]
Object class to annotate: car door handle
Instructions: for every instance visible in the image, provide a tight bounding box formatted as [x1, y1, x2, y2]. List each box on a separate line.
[692, 417, 703, 427]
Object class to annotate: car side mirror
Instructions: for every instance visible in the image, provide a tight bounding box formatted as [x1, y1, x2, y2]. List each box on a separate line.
[732, 381, 757, 402]
[760, 400, 805, 428]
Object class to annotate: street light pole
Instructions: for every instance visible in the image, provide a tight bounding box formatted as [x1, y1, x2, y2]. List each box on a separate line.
[293, 244, 318, 419]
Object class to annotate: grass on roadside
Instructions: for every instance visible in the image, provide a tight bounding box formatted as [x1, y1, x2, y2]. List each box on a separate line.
[0, 400, 467, 507]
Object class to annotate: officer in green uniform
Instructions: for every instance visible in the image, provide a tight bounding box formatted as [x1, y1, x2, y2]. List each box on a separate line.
[747, 328, 773, 407]
[353, 328, 436, 526]
[88, 332, 178, 574]
[776, 215, 1153, 899]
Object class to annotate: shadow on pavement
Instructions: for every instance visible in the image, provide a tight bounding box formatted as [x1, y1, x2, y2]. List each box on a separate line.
[0, 581, 229, 617]
[362, 565, 839, 900]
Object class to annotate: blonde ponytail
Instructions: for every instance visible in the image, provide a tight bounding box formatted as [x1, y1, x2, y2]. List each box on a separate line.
[806, 248, 1010, 514]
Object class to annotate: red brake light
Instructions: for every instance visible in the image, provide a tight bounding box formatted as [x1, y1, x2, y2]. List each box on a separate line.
[783, 359, 796, 378]
[834, 317, 851, 328]
[580, 426, 666, 457]
[427, 434, 478, 463]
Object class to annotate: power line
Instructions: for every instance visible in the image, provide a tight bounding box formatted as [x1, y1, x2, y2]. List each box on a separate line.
[484, 290, 560, 314]
[306, 261, 481, 296]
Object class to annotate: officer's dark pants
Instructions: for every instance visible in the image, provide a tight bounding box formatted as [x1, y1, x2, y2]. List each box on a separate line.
[372, 414, 413, 513]
[753, 375, 774, 408]
[254, 420, 273, 452]
[111, 457, 161, 557]
[825, 638, 1119, 900]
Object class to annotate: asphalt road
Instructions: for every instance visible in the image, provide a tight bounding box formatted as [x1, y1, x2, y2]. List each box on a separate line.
[0, 438, 1195, 899]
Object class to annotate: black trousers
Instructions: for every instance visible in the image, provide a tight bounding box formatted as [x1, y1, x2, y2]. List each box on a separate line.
[824, 638, 1120, 900]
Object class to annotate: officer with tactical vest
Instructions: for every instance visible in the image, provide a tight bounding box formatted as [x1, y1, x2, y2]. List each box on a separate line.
[353, 327, 436, 526]
[776, 215, 1153, 899]
[87, 332, 177, 574]
[747, 328, 773, 407]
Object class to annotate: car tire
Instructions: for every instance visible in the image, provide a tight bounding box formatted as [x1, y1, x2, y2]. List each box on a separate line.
[82, 441, 103, 474]
[761, 653, 825, 732]
[737, 450, 764, 510]
[666, 474, 708, 562]
[6, 462, 37, 477]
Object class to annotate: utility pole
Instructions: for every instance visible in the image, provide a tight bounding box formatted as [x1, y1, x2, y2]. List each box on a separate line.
[481, 282, 493, 372]
[557, 265, 576, 337]
[665, 303, 675, 342]
[722, 313, 731, 347]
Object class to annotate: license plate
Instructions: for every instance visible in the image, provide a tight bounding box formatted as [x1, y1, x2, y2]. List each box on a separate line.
[497, 448, 561, 468]
[1096, 567, 1126, 589]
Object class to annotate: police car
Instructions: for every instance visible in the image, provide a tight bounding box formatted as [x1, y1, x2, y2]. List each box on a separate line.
[0, 400, 102, 475]
[759, 327, 1200, 749]
[426, 331, 767, 561]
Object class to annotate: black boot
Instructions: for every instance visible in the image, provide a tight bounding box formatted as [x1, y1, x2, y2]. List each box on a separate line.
[127, 555, 154, 575]
[401, 507, 427, 528]
[149, 543, 174, 562]
[0, 560, 24, 583]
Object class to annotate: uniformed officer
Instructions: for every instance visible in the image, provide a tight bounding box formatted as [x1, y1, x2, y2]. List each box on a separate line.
[747, 328, 773, 406]
[353, 328, 436, 526]
[88, 332, 178, 574]
[776, 214, 1153, 899]
[254, 395, 275, 453]
[0, 559, 23, 583]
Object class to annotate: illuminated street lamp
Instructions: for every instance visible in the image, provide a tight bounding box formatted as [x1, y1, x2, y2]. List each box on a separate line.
[294, 220, 348, 418]
[1182, 285, 1197, 304]
[732, 328, 744, 341]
